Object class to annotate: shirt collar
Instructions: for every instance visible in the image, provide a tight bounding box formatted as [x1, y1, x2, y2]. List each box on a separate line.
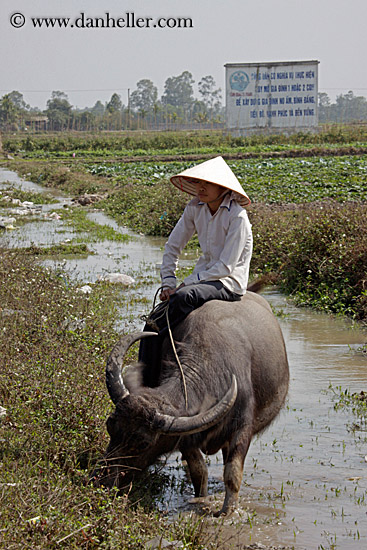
[219, 193, 233, 211]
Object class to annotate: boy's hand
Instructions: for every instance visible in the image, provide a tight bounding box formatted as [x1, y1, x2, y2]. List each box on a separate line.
[160, 283, 185, 301]
[160, 288, 175, 301]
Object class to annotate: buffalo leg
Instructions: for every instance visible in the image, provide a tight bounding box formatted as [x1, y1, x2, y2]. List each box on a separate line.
[221, 444, 229, 464]
[182, 449, 208, 497]
[215, 432, 252, 516]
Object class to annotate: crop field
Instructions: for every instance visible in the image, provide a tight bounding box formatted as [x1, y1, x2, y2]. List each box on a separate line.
[86, 155, 367, 203]
[3, 124, 367, 160]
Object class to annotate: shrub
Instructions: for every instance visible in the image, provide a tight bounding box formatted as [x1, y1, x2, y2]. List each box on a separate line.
[249, 202, 367, 321]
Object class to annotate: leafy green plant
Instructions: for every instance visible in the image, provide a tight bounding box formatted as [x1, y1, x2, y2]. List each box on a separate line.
[328, 385, 367, 432]
[4, 124, 367, 158]
[249, 202, 367, 322]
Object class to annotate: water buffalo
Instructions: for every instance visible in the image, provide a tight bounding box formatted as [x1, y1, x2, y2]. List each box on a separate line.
[92, 290, 289, 516]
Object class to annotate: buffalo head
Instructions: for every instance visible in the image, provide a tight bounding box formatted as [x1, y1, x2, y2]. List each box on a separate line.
[91, 331, 237, 490]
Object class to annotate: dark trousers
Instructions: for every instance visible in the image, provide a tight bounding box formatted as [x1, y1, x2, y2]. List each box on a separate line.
[139, 281, 241, 386]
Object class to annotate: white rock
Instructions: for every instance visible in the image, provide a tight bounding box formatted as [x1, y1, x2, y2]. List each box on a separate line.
[9, 208, 28, 216]
[0, 217, 16, 226]
[78, 285, 93, 294]
[49, 212, 61, 220]
[98, 273, 135, 286]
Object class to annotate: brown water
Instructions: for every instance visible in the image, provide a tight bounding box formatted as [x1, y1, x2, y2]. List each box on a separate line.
[160, 293, 367, 550]
[1, 167, 367, 549]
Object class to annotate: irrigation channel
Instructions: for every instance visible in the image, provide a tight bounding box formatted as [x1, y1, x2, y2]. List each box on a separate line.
[1, 167, 367, 550]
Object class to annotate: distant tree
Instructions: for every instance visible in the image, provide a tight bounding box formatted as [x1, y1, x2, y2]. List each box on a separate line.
[106, 93, 122, 113]
[318, 92, 331, 107]
[76, 110, 95, 131]
[0, 94, 18, 129]
[50, 91, 69, 101]
[192, 99, 209, 123]
[318, 92, 331, 123]
[198, 75, 222, 116]
[161, 71, 194, 110]
[130, 79, 158, 113]
[8, 91, 29, 111]
[330, 91, 367, 122]
[91, 100, 105, 115]
[28, 106, 43, 114]
[46, 91, 73, 130]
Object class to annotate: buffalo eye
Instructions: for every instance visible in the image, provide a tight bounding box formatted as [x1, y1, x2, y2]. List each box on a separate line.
[126, 430, 152, 452]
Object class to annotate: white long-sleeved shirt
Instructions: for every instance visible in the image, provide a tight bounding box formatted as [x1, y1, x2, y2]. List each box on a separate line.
[160, 193, 253, 295]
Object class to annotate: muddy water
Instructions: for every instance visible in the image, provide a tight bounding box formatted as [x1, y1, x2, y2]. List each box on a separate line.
[159, 291, 367, 547]
[0, 167, 168, 325]
[167, 293, 367, 550]
[1, 167, 367, 549]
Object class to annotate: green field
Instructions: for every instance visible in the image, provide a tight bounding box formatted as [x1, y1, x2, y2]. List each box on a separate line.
[86, 155, 367, 203]
[3, 124, 367, 159]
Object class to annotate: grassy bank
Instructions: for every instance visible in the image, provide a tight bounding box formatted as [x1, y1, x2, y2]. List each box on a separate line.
[0, 249, 216, 549]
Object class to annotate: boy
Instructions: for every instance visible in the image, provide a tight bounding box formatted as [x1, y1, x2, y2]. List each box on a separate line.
[140, 156, 252, 382]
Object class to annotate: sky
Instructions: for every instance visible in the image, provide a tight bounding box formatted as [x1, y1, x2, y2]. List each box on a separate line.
[1, 0, 367, 110]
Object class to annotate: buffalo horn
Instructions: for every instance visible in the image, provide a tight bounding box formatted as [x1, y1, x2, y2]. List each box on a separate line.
[106, 331, 158, 404]
[154, 375, 238, 435]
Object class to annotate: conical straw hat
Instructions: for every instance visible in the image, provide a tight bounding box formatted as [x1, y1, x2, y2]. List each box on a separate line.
[170, 156, 250, 207]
